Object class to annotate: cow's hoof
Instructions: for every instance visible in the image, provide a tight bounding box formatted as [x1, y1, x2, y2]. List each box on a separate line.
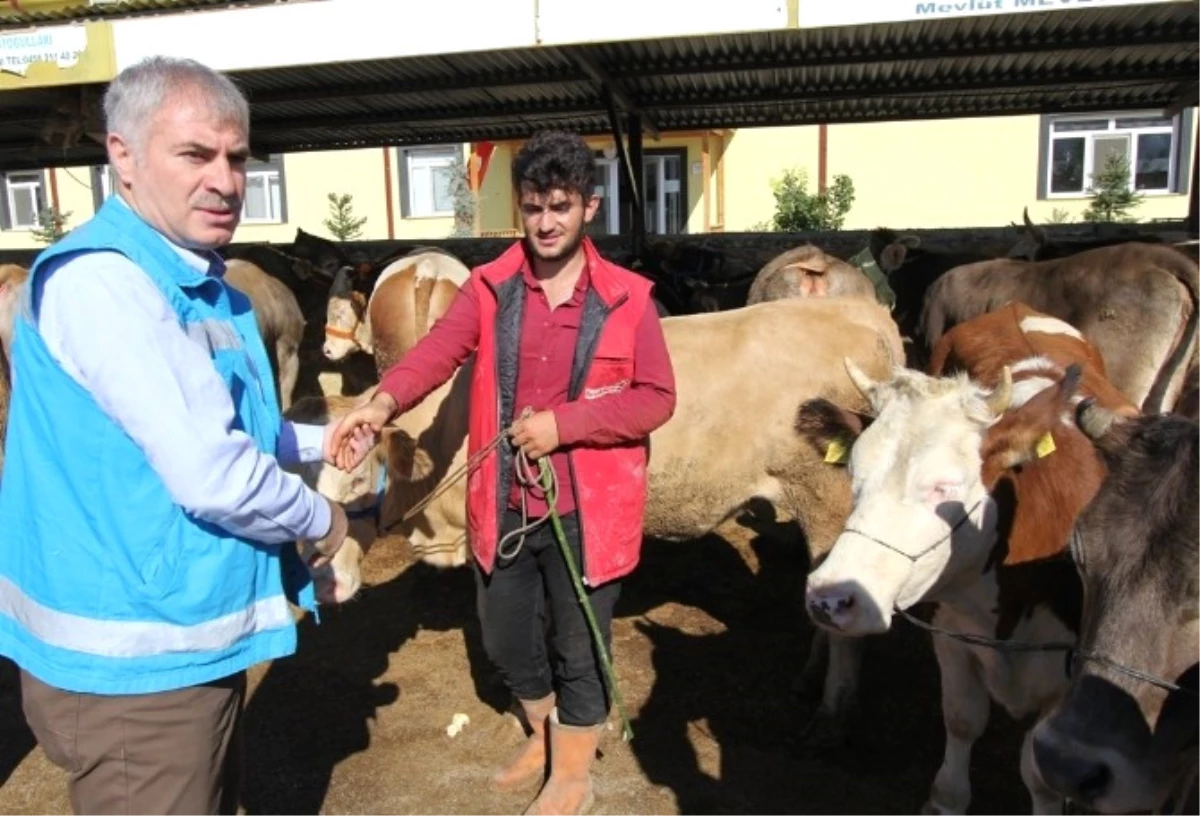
[797, 708, 849, 751]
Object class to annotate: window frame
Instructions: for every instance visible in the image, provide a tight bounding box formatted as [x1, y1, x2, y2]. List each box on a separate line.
[240, 154, 287, 224]
[1038, 110, 1193, 199]
[0, 171, 47, 231]
[398, 145, 460, 219]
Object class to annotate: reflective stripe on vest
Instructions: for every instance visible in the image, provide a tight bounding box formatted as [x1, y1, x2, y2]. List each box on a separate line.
[0, 575, 292, 658]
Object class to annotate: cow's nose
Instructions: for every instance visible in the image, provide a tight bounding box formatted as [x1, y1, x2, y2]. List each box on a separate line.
[1032, 726, 1112, 804]
[805, 584, 857, 630]
[322, 343, 335, 359]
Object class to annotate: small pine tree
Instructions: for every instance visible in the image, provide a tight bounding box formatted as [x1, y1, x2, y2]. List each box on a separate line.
[1082, 152, 1143, 224]
[323, 192, 367, 241]
[767, 168, 856, 232]
[30, 205, 71, 245]
[446, 153, 477, 238]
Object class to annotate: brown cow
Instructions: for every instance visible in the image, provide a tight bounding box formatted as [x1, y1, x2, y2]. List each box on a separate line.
[296, 297, 906, 740]
[222, 258, 305, 411]
[1032, 406, 1198, 815]
[322, 248, 470, 374]
[919, 242, 1199, 415]
[746, 243, 876, 305]
[0, 264, 28, 474]
[801, 305, 1137, 813]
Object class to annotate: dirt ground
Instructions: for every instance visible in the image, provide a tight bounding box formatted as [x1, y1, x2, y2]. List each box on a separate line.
[0, 517, 1033, 815]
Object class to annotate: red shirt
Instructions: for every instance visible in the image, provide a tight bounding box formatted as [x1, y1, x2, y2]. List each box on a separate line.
[377, 260, 675, 518]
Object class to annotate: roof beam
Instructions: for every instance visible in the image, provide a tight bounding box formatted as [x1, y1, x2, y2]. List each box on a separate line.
[568, 49, 660, 140]
[242, 66, 590, 107]
[1164, 80, 1200, 119]
[247, 63, 1195, 136]
[607, 24, 1197, 82]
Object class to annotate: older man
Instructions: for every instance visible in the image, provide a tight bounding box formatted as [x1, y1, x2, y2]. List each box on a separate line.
[0, 57, 358, 815]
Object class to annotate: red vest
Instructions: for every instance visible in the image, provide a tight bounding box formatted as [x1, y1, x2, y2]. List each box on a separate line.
[465, 237, 653, 586]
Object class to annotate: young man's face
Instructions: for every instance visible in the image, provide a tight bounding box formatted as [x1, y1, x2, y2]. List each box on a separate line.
[518, 184, 600, 263]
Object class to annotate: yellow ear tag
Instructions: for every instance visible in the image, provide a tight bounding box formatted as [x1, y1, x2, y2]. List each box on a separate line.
[825, 437, 851, 465]
[1035, 432, 1056, 458]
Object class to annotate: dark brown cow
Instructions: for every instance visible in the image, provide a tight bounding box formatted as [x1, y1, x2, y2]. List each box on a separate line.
[799, 305, 1137, 812]
[1032, 406, 1199, 815]
[747, 243, 876, 305]
[920, 242, 1199, 415]
[223, 259, 306, 411]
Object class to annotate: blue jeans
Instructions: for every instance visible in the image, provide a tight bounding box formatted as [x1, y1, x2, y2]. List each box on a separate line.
[475, 510, 621, 727]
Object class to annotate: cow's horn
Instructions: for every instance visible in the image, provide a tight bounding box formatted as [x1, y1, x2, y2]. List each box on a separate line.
[986, 366, 1013, 415]
[844, 357, 876, 402]
[1023, 206, 1047, 244]
[330, 265, 354, 296]
[1076, 399, 1119, 441]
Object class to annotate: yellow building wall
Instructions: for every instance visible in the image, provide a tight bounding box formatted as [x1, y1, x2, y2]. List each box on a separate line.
[823, 114, 1193, 231]
[721, 125, 822, 231]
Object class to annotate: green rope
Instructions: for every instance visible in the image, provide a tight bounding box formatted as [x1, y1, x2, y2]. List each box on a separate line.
[536, 456, 635, 743]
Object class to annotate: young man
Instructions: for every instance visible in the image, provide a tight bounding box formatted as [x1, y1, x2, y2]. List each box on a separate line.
[0, 57, 359, 814]
[328, 130, 677, 814]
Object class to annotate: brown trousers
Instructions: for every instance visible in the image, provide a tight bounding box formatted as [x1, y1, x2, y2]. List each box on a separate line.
[20, 669, 246, 816]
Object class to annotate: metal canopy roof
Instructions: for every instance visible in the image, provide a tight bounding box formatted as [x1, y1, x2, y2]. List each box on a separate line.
[0, 1, 1196, 171]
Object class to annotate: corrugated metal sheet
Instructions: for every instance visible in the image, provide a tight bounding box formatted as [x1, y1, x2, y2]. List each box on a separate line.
[0, 2, 1195, 169]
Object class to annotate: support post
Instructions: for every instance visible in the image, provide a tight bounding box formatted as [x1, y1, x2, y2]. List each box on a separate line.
[1188, 132, 1198, 237]
[628, 112, 644, 259]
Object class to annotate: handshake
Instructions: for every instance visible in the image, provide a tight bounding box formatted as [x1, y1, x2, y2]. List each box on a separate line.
[322, 390, 398, 473]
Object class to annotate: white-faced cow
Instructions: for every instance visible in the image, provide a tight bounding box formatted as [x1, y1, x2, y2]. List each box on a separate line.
[747, 243, 877, 305]
[296, 296, 906, 740]
[801, 304, 1139, 813]
[1032, 405, 1198, 815]
[323, 247, 470, 374]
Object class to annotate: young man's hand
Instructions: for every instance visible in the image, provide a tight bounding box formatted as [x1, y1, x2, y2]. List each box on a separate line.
[325, 392, 397, 472]
[509, 410, 560, 460]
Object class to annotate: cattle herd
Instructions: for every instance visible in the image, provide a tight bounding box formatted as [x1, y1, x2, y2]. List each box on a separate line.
[0, 214, 1196, 814]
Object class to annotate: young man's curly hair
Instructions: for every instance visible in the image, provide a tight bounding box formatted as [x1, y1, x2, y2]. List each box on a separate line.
[511, 130, 596, 200]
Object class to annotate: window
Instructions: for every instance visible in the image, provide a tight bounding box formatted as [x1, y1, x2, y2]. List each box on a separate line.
[1041, 111, 1192, 198]
[241, 155, 286, 224]
[400, 146, 458, 218]
[90, 164, 118, 211]
[1, 171, 45, 230]
[585, 148, 689, 236]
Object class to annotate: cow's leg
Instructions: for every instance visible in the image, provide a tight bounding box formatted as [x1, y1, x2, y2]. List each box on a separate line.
[1020, 728, 1063, 815]
[277, 341, 300, 412]
[799, 632, 863, 749]
[924, 635, 988, 815]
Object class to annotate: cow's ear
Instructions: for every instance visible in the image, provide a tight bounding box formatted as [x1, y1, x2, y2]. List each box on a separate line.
[879, 243, 909, 273]
[350, 291, 368, 310]
[354, 262, 373, 283]
[796, 398, 872, 465]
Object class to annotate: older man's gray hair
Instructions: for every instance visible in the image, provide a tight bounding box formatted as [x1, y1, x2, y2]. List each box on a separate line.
[103, 56, 249, 154]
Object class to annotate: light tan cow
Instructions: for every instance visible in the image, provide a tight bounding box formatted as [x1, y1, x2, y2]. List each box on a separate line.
[746, 244, 877, 305]
[222, 258, 305, 411]
[322, 248, 470, 374]
[299, 297, 906, 738]
[0, 264, 28, 474]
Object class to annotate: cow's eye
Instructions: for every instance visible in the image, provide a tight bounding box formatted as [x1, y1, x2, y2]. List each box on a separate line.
[926, 481, 964, 504]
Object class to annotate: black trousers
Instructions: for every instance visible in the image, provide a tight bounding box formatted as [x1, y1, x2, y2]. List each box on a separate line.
[475, 509, 621, 727]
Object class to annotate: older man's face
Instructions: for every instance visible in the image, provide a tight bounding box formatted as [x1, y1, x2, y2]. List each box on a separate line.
[109, 89, 248, 251]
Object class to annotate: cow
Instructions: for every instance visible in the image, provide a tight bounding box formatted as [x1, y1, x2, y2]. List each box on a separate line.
[322, 247, 470, 374]
[283, 392, 393, 605]
[867, 229, 993, 366]
[295, 296, 906, 738]
[1031, 405, 1198, 815]
[222, 258, 306, 411]
[919, 242, 1199, 415]
[800, 305, 1138, 813]
[1007, 207, 1171, 262]
[746, 243, 877, 305]
[0, 264, 28, 474]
